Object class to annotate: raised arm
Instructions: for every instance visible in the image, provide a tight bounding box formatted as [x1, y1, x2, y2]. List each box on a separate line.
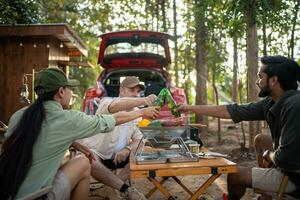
[178, 104, 231, 119]
[112, 106, 160, 125]
[108, 94, 156, 113]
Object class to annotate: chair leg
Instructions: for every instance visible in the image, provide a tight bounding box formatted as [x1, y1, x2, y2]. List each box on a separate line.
[276, 175, 289, 200]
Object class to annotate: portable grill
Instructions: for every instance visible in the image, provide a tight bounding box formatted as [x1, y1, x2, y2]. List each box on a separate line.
[135, 126, 199, 164]
[140, 126, 186, 148]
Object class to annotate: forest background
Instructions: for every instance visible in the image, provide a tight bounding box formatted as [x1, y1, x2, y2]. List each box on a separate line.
[1, 0, 299, 150]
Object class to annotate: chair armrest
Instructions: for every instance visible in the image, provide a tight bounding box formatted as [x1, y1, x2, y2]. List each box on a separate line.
[22, 186, 53, 200]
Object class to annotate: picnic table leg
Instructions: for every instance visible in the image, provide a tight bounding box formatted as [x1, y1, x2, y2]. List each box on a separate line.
[189, 174, 221, 200]
[147, 177, 175, 200]
[171, 176, 193, 196]
[146, 177, 169, 198]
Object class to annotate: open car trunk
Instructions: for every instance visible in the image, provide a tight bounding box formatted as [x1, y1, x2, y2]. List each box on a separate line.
[98, 31, 172, 69]
[100, 69, 167, 97]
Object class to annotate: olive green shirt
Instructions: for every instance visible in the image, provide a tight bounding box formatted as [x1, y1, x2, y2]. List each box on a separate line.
[5, 100, 116, 199]
[227, 90, 300, 172]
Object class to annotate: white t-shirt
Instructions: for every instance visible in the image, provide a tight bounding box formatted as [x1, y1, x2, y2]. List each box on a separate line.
[78, 97, 142, 159]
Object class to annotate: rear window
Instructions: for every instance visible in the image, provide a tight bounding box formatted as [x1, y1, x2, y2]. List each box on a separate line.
[105, 42, 166, 58]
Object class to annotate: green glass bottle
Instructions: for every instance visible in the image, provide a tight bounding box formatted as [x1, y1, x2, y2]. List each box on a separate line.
[165, 89, 181, 117]
[151, 88, 181, 117]
[151, 88, 167, 107]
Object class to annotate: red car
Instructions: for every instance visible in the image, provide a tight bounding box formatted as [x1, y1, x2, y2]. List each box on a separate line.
[82, 30, 187, 125]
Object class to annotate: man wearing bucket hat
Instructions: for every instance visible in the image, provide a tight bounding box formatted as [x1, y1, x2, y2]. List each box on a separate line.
[77, 76, 156, 199]
[0, 69, 159, 200]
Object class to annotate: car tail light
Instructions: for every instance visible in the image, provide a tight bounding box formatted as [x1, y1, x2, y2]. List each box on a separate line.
[85, 88, 103, 97]
[82, 88, 103, 115]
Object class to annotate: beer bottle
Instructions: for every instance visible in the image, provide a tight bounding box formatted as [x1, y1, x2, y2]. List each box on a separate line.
[151, 88, 167, 107]
[165, 89, 181, 117]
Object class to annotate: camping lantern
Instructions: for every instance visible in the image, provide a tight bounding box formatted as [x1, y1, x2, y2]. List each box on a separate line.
[20, 75, 30, 105]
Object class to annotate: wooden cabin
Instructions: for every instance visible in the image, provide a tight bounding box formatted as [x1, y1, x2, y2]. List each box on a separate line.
[0, 23, 91, 124]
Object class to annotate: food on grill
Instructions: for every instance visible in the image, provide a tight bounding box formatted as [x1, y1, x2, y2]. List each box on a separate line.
[138, 119, 151, 127]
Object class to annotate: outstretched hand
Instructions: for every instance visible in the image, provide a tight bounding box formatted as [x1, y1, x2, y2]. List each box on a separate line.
[144, 94, 157, 106]
[71, 142, 96, 163]
[141, 106, 160, 119]
[175, 104, 190, 113]
[113, 148, 130, 165]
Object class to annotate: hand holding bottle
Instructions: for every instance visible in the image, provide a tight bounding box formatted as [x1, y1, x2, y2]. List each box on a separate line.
[143, 94, 157, 106]
[140, 106, 160, 119]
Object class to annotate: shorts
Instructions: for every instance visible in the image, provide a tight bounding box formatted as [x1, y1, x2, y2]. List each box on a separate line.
[252, 167, 297, 194]
[88, 149, 129, 169]
[47, 170, 71, 200]
[101, 156, 129, 169]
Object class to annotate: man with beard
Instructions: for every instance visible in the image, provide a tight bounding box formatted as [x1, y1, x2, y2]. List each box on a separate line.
[177, 56, 300, 200]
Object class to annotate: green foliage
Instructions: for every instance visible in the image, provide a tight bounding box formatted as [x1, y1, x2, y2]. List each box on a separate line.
[0, 0, 40, 24]
[2, 0, 299, 109]
[35, 0, 109, 106]
[69, 67, 98, 110]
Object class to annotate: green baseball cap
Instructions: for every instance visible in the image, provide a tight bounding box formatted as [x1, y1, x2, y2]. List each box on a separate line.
[34, 68, 79, 95]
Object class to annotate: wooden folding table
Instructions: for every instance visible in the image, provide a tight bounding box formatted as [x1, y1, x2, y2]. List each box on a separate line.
[130, 151, 237, 200]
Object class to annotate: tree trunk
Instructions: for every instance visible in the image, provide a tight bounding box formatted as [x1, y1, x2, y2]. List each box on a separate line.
[149, 0, 155, 30]
[245, 0, 260, 150]
[155, 0, 159, 31]
[145, 0, 151, 29]
[289, 0, 299, 59]
[194, 1, 208, 132]
[173, 0, 179, 86]
[239, 79, 247, 150]
[161, 0, 167, 32]
[212, 63, 221, 143]
[262, 20, 267, 56]
[232, 35, 238, 103]
[184, 44, 192, 104]
[262, 20, 268, 128]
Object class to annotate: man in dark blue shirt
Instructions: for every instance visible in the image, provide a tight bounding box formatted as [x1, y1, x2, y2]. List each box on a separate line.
[178, 56, 300, 200]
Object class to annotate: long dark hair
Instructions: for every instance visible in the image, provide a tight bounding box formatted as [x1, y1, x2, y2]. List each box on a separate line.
[0, 90, 57, 200]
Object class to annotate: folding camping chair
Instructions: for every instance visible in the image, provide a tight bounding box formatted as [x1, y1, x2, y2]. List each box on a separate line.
[255, 175, 289, 200]
[21, 186, 53, 200]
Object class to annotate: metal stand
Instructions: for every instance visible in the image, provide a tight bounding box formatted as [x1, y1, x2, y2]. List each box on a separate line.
[134, 136, 197, 164]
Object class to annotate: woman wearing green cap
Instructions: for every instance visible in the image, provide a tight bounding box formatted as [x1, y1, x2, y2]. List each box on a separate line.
[0, 68, 160, 200]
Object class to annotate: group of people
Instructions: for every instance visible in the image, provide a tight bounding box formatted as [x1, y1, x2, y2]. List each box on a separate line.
[0, 55, 299, 200]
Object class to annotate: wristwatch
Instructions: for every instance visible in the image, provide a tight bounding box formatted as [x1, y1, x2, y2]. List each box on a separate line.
[124, 145, 132, 151]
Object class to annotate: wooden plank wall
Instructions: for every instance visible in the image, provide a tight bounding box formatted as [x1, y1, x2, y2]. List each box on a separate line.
[0, 36, 50, 124]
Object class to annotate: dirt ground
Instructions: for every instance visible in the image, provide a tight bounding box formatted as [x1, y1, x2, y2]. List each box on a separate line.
[90, 118, 268, 200]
